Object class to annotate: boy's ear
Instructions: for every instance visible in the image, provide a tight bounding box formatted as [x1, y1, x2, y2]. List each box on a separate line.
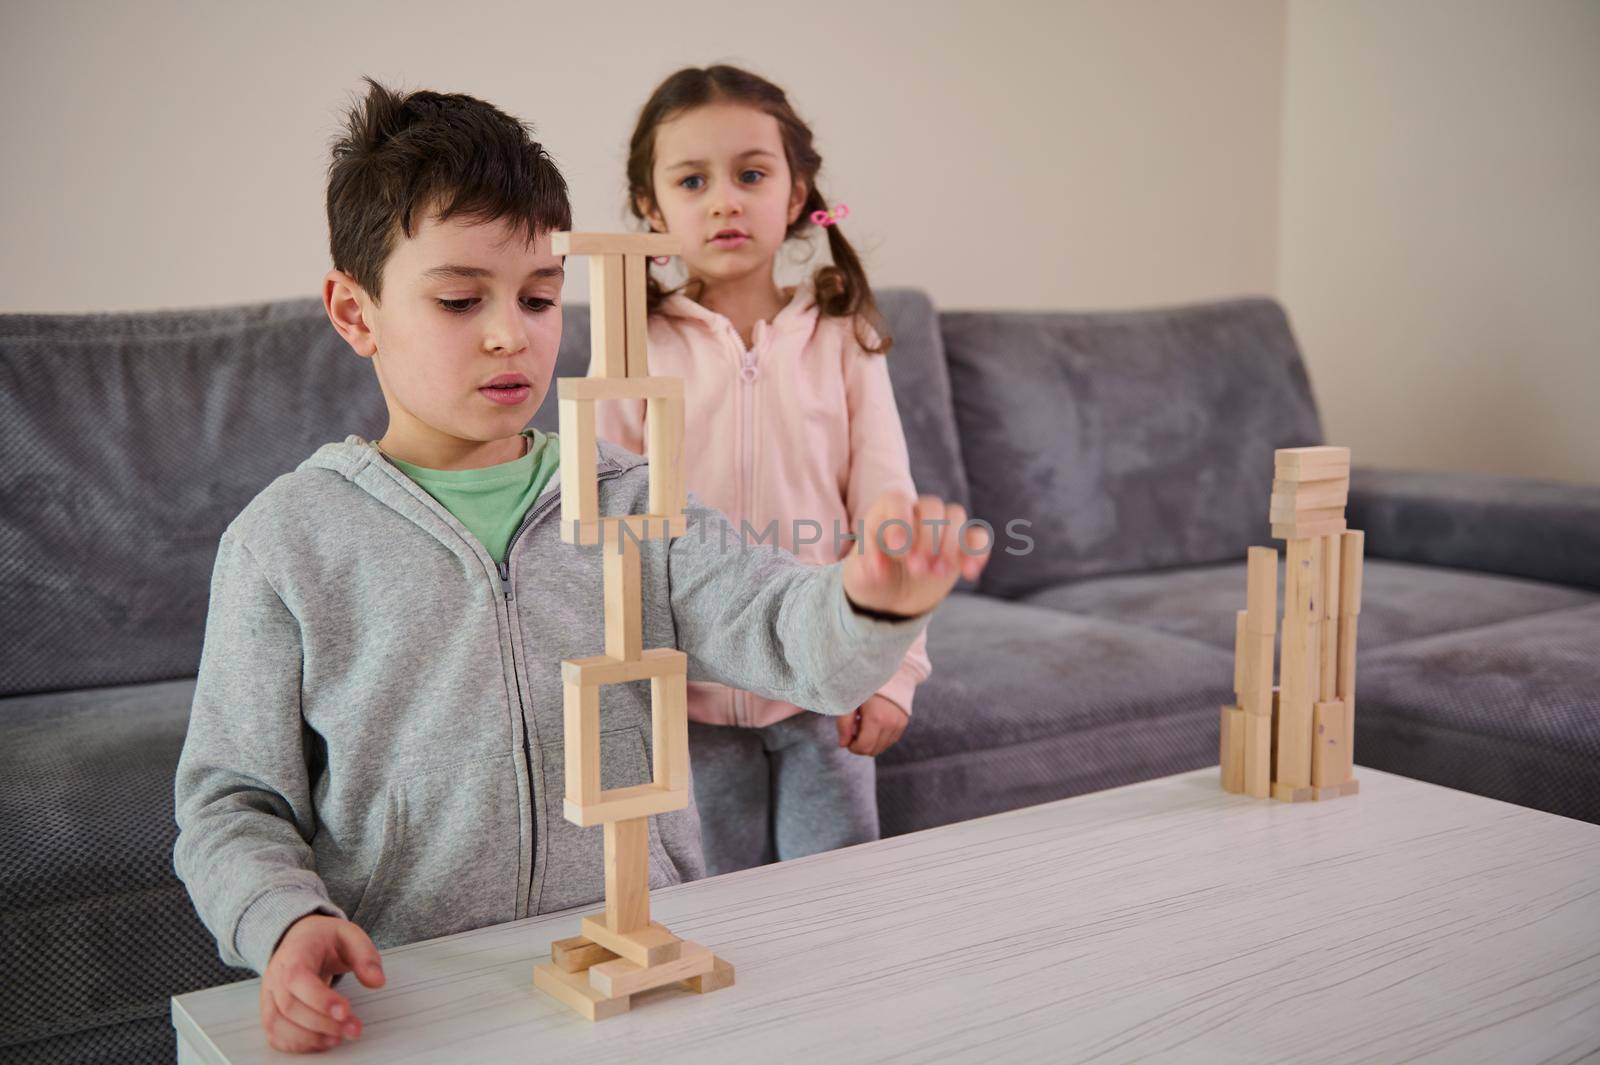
[323, 270, 378, 358]
[787, 180, 809, 227]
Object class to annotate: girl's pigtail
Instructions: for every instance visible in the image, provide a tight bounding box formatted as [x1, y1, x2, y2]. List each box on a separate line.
[805, 188, 891, 355]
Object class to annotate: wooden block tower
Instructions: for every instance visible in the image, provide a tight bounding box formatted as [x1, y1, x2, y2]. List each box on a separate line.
[1220, 445, 1365, 803]
[532, 232, 735, 1020]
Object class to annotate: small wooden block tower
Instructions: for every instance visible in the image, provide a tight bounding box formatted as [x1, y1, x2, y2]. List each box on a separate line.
[532, 232, 735, 1020]
[1220, 445, 1365, 803]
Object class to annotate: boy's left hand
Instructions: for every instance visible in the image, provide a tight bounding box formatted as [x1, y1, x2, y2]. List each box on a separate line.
[842, 492, 990, 618]
[836, 694, 910, 756]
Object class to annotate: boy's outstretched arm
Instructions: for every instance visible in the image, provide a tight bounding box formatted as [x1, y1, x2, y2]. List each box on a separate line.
[668, 491, 987, 714]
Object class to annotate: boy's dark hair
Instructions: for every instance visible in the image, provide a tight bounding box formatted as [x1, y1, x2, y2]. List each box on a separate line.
[627, 65, 890, 354]
[327, 77, 572, 300]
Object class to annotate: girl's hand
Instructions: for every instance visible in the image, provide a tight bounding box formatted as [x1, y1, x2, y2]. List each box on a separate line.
[836, 694, 910, 756]
[841, 492, 990, 619]
[260, 914, 386, 1053]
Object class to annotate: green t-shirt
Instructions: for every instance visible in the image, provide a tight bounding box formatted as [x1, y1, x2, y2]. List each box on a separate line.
[385, 429, 561, 564]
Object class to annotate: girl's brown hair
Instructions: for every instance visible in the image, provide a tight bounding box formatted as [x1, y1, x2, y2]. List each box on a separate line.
[626, 65, 890, 354]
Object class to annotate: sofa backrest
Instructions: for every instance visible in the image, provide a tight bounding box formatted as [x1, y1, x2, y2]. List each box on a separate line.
[940, 298, 1324, 599]
[0, 291, 1315, 694]
[0, 289, 969, 698]
[0, 299, 384, 697]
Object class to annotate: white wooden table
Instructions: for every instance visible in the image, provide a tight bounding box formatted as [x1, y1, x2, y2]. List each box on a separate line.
[173, 768, 1600, 1063]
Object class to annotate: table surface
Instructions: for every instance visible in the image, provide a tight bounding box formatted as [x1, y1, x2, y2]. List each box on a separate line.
[172, 768, 1600, 1064]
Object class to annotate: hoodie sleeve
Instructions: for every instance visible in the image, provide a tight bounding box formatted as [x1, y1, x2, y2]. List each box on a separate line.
[173, 530, 344, 974]
[841, 326, 933, 715]
[667, 496, 929, 716]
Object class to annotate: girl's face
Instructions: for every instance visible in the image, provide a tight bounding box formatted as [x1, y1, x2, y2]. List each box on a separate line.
[643, 102, 808, 286]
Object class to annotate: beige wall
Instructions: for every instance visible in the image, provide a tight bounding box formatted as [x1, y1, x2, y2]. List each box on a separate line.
[1280, 0, 1600, 485]
[0, 0, 1285, 314]
[4, 1, 1593, 484]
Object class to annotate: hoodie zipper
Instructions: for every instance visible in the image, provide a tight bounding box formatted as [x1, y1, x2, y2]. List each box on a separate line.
[736, 327, 760, 727]
[496, 466, 626, 916]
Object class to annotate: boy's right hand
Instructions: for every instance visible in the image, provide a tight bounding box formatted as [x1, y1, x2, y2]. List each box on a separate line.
[261, 914, 386, 1053]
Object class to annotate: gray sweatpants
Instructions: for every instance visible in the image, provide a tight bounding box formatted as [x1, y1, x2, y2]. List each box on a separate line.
[689, 713, 880, 876]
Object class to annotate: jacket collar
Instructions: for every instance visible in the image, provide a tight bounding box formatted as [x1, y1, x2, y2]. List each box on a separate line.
[657, 282, 819, 342]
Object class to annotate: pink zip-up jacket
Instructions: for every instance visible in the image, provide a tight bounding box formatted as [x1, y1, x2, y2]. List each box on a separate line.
[594, 285, 932, 728]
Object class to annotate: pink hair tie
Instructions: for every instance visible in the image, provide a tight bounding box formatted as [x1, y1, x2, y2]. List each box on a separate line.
[810, 203, 850, 227]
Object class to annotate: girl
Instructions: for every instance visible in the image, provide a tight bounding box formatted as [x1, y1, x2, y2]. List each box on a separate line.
[595, 65, 931, 875]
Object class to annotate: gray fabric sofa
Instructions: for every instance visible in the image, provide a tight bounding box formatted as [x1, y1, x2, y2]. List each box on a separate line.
[2, 292, 1596, 1064]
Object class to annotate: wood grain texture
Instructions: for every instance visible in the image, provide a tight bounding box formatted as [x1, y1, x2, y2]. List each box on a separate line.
[174, 769, 1600, 1065]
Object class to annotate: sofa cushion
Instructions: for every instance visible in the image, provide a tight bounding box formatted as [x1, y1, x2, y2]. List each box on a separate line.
[0, 680, 250, 1063]
[941, 298, 1323, 598]
[0, 301, 383, 697]
[1020, 558, 1598, 653]
[1355, 603, 1600, 823]
[876, 593, 1233, 836]
[530, 289, 970, 510]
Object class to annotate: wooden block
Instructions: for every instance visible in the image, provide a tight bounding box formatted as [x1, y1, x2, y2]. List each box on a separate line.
[553, 232, 682, 257]
[1243, 711, 1271, 798]
[624, 253, 649, 377]
[564, 781, 688, 827]
[1277, 538, 1320, 788]
[1276, 444, 1350, 464]
[534, 961, 631, 1021]
[1233, 611, 1247, 699]
[1319, 534, 1341, 700]
[579, 915, 682, 968]
[563, 513, 688, 547]
[1339, 777, 1360, 797]
[1242, 631, 1275, 712]
[1337, 614, 1358, 702]
[647, 393, 687, 525]
[1272, 470, 1348, 492]
[1277, 619, 1319, 788]
[1311, 700, 1351, 787]
[651, 670, 689, 793]
[604, 818, 650, 933]
[1320, 534, 1342, 622]
[1274, 446, 1351, 480]
[1340, 530, 1365, 616]
[563, 648, 687, 687]
[1271, 479, 1349, 508]
[563, 681, 598, 807]
[603, 537, 641, 661]
[587, 254, 627, 378]
[1285, 537, 1320, 627]
[1272, 782, 1316, 803]
[558, 397, 597, 531]
[684, 955, 736, 994]
[551, 935, 618, 973]
[1337, 612, 1359, 777]
[589, 940, 714, 998]
[1245, 546, 1278, 635]
[558, 376, 683, 403]
[1310, 785, 1341, 802]
[1268, 502, 1345, 525]
[1272, 517, 1347, 540]
[1220, 705, 1245, 793]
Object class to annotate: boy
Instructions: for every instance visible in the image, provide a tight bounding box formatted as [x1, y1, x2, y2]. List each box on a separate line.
[174, 79, 987, 1054]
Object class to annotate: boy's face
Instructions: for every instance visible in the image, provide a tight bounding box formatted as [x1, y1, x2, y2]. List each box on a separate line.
[643, 102, 807, 286]
[324, 213, 565, 469]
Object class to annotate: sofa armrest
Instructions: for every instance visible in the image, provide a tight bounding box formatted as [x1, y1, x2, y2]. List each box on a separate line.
[1346, 466, 1600, 591]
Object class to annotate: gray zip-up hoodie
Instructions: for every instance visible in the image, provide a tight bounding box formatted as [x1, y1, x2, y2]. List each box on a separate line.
[174, 437, 927, 975]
